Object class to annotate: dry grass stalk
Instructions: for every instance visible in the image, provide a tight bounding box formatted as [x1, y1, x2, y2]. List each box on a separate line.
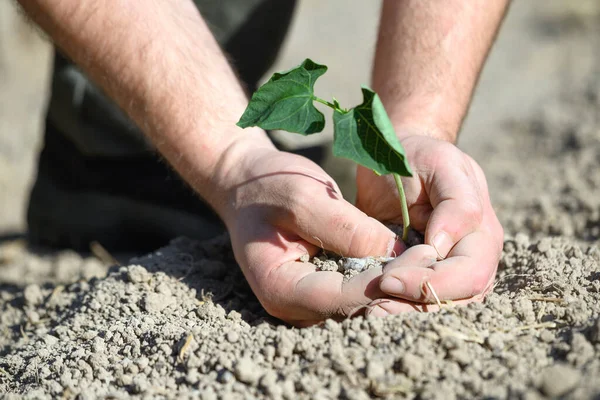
[178, 333, 194, 363]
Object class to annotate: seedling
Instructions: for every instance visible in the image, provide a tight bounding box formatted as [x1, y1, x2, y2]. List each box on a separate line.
[237, 59, 413, 241]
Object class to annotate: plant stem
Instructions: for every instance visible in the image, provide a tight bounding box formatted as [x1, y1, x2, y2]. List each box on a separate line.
[313, 96, 339, 111]
[393, 173, 410, 242]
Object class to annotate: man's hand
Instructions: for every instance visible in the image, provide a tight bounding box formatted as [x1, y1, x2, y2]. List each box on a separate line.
[216, 144, 408, 326]
[361, 0, 509, 315]
[356, 135, 504, 315]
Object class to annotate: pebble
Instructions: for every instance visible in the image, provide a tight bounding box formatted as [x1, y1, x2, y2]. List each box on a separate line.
[24, 284, 44, 306]
[536, 239, 552, 254]
[226, 331, 240, 343]
[486, 332, 506, 353]
[218, 369, 235, 384]
[155, 282, 172, 296]
[142, 293, 173, 313]
[539, 364, 580, 397]
[127, 265, 150, 283]
[234, 358, 260, 385]
[356, 331, 372, 348]
[366, 360, 385, 379]
[277, 336, 294, 358]
[399, 353, 424, 380]
[43, 334, 59, 346]
[199, 387, 218, 400]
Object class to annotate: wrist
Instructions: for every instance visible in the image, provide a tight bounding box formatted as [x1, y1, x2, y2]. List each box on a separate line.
[393, 121, 457, 144]
[200, 131, 276, 222]
[384, 97, 460, 144]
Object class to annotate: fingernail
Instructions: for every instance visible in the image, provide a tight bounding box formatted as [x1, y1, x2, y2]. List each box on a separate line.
[380, 277, 405, 295]
[432, 231, 453, 259]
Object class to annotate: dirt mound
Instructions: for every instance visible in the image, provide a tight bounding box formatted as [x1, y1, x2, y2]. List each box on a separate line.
[471, 85, 600, 244]
[2, 85, 600, 400]
[1, 232, 599, 399]
[2, 42, 600, 400]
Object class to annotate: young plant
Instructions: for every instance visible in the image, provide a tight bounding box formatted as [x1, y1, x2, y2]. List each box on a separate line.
[237, 59, 413, 242]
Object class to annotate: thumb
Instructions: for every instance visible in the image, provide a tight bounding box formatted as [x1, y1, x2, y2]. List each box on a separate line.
[283, 193, 404, 258]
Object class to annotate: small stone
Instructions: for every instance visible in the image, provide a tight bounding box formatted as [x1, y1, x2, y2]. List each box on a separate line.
[155, 282, 171, 296]
[515, 233, 529, 247]
[398, 353, 424, 380]
[132, 375, 150, 394]
[24, 284, 44, 306]
[539, 330, 554, 343]
[199, 387, 218, 400]
[234, 357, 260, 385]
[226, 331, 240, 343]
[142, 293, 173, 313]
[185, 369, 200, 385]
[260, 370, 282, 397]
[127, 265, 150, 283]
[88, 353, 109, 370]
[299, 253, 310, 263]
[366, 360, 385, 379]
[44, 334, 59, 346]
[92, 337, 106, 353]
[356, 331, 372, 348]
[26, 310, 40, 324]
[81, 330, 98, 341]
[263, 345, 276, 362]
[536, 239, 552, 253]
[217, 369, 235, 384]
[539, 364, 580, 397]
[277, 336, 294, 358]
[486, 332, 505, 353]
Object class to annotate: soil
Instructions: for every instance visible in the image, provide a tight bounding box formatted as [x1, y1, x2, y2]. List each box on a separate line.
[1, 87, 600, 399]
[2, 2, 600, 399]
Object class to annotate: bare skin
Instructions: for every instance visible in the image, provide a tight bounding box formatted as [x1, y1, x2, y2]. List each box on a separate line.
[360, 0, 508, 315]
[18, 0, 507, 325]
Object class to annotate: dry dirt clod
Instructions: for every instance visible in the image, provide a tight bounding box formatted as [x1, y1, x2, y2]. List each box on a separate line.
[234, 357, 261, 385]
[142, 292, 174, 313]
[23, 284, 43, 306]
[539, 364, 581, 397]
[4, 79, 600, 398]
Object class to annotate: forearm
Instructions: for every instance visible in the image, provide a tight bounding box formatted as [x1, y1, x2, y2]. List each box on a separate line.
[18, 0, 273, 216]
[373, 0, 509, 142]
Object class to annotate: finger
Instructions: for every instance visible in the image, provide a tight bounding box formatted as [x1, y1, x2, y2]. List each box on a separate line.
[380, 230, 500, 303]
[379, 244, 439, 296]
[233, 220, 322, 278]
[282, 192, 405, 258]
[425, 157, 486, 258]
[382, 244, 439, 273]
[256, 261, 390, 325]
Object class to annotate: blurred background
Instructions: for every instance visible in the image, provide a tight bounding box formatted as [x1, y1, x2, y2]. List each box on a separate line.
[1, 0, 599, 236]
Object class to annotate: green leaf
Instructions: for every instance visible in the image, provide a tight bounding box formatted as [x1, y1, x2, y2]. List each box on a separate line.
[332, 87, 413, 177]
[237, 59, 327, 135]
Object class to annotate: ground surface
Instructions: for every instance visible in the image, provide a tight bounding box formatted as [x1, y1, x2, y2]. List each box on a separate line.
[1, 1, 600, 399]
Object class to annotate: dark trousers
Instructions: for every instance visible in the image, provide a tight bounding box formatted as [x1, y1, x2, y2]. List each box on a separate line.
[28, 1, 309, 251]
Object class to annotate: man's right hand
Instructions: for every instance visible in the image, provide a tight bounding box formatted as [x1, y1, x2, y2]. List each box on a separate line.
[213, 143, 409, 326]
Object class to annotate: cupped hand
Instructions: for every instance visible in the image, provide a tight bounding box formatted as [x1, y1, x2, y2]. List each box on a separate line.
[356, 135, 504, 315]
[217, 145, 405, 326]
